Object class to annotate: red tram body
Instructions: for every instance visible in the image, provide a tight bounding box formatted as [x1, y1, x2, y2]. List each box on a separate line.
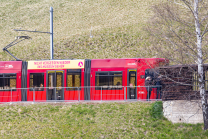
[0, 58, 168, 102]
[0, 61, 22, 102]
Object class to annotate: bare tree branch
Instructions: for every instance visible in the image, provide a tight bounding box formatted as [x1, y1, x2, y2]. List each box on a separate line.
[145, 0, 208, 130]
[202, 22, 208, 37]
[168, 0, 192, 10]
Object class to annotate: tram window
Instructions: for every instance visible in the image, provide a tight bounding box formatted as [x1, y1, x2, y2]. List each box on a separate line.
[56, 73, 63, 91]
[0, 74, 16, 91]
[67, 72, 81, 90]
[96, 71, 123, 90]
[30, 73, 44, 91]
[96, 73, 108, 87]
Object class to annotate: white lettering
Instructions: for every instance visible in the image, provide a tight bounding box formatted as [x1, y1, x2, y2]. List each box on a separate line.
[138, 91, 145, 94]
[127, 63, 136, 66]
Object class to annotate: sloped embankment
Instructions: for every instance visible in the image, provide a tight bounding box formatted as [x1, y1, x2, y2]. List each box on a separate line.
[0, 101, 207, 138]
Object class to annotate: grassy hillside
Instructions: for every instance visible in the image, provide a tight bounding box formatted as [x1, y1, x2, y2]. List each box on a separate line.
[0, 102, 208, 138]
[0, 0, 164, 61]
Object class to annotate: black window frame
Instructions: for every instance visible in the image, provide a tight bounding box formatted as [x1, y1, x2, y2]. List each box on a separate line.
[0, 73, 17, 91]
[95, 71, 123, 90]
[29, 73, 45, 91]
[66, 69, 81, 91]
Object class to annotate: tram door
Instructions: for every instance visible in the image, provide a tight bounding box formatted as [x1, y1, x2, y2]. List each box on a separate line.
[127, 69, 137, 99]
[47, 71, 64, 100]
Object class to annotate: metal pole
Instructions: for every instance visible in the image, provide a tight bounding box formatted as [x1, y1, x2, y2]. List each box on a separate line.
[124, 86, 126, 101]
[33, 88, 35, 103]
[50, 7, 53, 60]
[101, 86, 102, 101]
[78, 87, 80, 102]
[55, 87, 56, 102]
[148, 86, 149, 101]
[11, 89, 12, 104]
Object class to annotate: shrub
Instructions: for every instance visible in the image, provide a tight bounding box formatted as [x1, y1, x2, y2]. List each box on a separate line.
[150, 101, 164, 119]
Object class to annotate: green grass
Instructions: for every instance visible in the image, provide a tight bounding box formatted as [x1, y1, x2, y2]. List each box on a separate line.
[0, 102, 208, 138]
[0, 0, 165, 61]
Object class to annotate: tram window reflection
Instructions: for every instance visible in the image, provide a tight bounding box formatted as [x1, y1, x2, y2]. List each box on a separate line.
[30, 73, 44, 91]
[0, 74, 16, 91]
[95, 71, 123, 90]
[67, 72, 81, 90]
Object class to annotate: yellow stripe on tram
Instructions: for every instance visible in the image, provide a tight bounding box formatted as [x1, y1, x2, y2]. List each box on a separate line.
[48, 71, 55, 73]
[129, 70, 136, 71]
[56, 71, 63, 73]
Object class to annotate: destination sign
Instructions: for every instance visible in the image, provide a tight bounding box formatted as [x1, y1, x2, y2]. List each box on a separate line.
[28, 60, 85, 69]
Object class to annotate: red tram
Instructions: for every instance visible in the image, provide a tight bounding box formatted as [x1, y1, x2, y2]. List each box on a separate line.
[0, 58, 168, 102]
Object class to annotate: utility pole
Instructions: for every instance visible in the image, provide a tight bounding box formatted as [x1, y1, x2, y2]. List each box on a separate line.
[50, 7, 53, 60]
[14, 7, 54, 60]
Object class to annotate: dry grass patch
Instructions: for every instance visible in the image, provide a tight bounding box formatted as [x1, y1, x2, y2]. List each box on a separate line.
[0, 0, 165, 61]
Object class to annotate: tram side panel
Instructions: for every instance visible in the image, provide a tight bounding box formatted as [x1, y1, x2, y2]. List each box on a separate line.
[137, 58, 168, 100]
[0, 61, 22, 102]
[27, 70, 47, 102]
[137, 61, 149, 100]
[90, 68, 125, 100]
[64, 69, 85, 101]
[21, 61, 27, 101]
[90, 59, 129, 101]
[84, 59, 91, 100]
[27, 60, 86, 102]
[137, 59, 158, 100]
[137, 65, 158, 100]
